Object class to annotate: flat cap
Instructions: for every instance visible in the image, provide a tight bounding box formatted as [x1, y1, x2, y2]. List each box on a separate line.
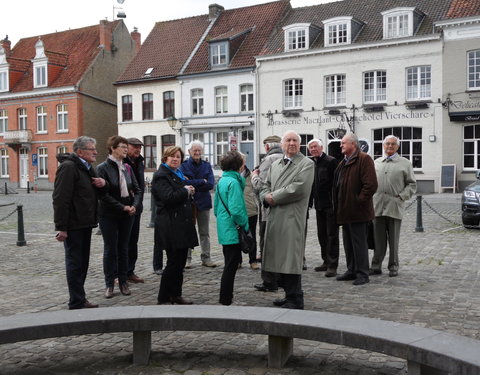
[127, 137, 143, 146]
[263, 135, 281, 144]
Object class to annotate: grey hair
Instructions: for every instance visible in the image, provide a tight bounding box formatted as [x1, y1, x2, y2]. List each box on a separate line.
[343, 132, 359, 148]
[265, 142, 281, 149]
[383, 135, 400, 146]
[73, 136, 96, 152]
[187, 140, 204, 151]
[307, 138, 323, 148]
[281, 130, 301, 144]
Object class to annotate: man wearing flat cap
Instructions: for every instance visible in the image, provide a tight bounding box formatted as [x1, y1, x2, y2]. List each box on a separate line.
[124, 137, 145, 283]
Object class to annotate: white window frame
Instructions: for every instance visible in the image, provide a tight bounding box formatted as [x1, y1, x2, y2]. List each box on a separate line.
[283, 79, 303, 109]
[373, 127, 423, 169]
[34, 63, 47, 88]
[36, 106, 47, 133]
[467, 50, 480, 90]
[0, 109, 7, 134]
[325, 74, 346, 106]
[57, 104, 68, 132]
[240, 84, 254, 112]
[18, 108, 27, 130]
[406, 66, 431, 101]
[210, 43, 228, 68]
[215, 86, 228, 114]
[0, 69, 8, 92]
[324, 17, 351, 47]
[191, 89, 204, 116]
[38, 147, 48, 177]
[382, 8, 414, 39]
[463, 125, 480, 171]
[215, 131, 229, 166]
[0, 148, 9, 177]
[283, 24, 310, 51]
[363, 70, 387, 104]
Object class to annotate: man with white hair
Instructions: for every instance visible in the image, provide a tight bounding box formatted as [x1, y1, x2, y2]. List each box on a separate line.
[307, 138, 339, 277]
[180, 140, 216, 268]
[370, 135, 416, 277]
[260, 130, 314, 309]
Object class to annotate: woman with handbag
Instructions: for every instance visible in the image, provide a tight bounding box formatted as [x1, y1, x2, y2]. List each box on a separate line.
[152, 146, 198, 305]
[214, 150, 249, 306]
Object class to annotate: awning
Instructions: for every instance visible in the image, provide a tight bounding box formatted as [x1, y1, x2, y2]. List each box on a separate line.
[449, 111, 480, 122]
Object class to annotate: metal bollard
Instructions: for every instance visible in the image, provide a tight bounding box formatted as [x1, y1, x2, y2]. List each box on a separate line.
[415, 195, 424, 233]
[16, 205, 27, 246]
[27, 181, 30, 193]
[4, 182, 7, 195]
[148, 195, 156, 228]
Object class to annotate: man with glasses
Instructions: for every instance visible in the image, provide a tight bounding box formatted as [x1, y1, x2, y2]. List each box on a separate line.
[53, 136, 106, 310]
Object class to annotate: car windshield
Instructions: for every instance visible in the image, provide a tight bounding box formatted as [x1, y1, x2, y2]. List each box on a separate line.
[467, 181, 480, 193]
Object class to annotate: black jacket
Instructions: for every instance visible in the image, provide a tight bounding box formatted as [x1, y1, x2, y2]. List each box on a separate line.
[52, 153, 103, 231]
[97, 157, 141, 217]
[151, 165, 198, 250]
[124, 154, 145, 214]
[309, 153, 339, 210]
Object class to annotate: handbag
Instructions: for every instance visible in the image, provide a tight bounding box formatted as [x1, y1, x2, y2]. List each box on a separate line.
[217, 191, 254, 254]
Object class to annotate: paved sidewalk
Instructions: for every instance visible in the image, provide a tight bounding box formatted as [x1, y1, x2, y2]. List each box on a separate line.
[0, 191, 478, 374]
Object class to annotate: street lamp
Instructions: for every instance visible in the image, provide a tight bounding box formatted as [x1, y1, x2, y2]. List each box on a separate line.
[166, 116, 177, 129]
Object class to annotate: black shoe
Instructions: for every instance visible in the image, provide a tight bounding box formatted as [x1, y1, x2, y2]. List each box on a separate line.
[325, 268, 337, 277]
[302, 264, 307, 270]
[369, 269, 382, 275]
[336, 272, 356, 281]
[273, 298, 287, 307]
[389, 270, 398, 277]
[254, 283, 278, 292]
[281, 302, 304, 310]
[352, 278, 370, 286]
[314, 264, 328, 272]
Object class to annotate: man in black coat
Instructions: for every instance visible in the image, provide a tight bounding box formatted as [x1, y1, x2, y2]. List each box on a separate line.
[52, 136, 106, 310]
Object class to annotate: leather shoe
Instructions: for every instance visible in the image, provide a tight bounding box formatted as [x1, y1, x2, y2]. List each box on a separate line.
[273, 298, 287, 307]
[389, 270, 398, 277]
[325, 268, 337, 277]
[281, 302, 304, 310]
[369, 269, 382, 276]
[336, 272, 356, 281]
[202, 260, 217, 267]
[314, 263, 328, 272]
[119, 283, 131, 296]
[170, 296, 193, 305]
[105, 287, 114, 299]
[254, 283, 278, 292]
[83, 300, 99, 308]
[128, 274, 144, 283]
[352, 278, 369, 286]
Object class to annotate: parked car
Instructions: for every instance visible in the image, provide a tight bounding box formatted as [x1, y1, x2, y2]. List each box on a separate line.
[461, 170, 480, 228]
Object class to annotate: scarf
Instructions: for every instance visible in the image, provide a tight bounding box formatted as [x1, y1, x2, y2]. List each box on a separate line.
[162, 163, 185, 180]
[108, 155, 129, 198]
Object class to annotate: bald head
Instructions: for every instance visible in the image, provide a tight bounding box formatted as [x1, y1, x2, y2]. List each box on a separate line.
[341, 132, 358, 158]
[282, 130, 301, 158]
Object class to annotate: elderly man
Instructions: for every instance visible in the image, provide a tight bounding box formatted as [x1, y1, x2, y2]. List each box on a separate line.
[124, 137, 145, 283]
[260, 130, 314, 309]
[251, 135, 283, 292]
[307, 139, 339, 277]
[180, 140, 216, 268]
[370, 135, 416, 277]
[53, 136, 106, 310]
[333, 133, 377, 286]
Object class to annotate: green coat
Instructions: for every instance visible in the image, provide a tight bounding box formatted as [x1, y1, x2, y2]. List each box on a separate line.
[373, 154, 417, 220]
[214, 170, 249, 245]
[260, 153, 314, 274]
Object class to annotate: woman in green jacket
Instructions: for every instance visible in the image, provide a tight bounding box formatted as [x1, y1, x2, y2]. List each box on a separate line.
[214, 150, 249, 306]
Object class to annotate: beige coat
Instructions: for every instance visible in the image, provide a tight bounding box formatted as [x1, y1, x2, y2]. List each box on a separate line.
[260, 153, 314, 274]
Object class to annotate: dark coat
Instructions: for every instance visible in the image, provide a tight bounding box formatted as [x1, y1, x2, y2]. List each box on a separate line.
[333, 150, 378, 225]
[180, 158, 215, 211]
[97, 158, 141, 218]
[309, 153, 339, 210]
[152, 165, 199, 250]
[52, 153, 103, 231]
[124, 154, 145, 214]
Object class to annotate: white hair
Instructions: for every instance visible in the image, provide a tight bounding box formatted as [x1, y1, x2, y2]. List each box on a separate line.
[281, 130, 301, 144]
[308, 138, 323, 148]
[187, 140, 204, 151]
[383, 135, 400, 146]
[343, 132, 359, 147]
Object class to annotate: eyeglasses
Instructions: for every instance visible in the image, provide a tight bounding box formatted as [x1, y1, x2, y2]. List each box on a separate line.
[118, 145, 128, 149]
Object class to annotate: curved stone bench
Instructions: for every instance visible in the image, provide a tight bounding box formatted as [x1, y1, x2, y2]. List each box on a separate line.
[1, 305, 479, 375]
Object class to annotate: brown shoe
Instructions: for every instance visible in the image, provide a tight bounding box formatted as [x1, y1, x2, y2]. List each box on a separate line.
[105, 287, 114, 299]
[128, 274, 144, 283]
[83, 300, 99, 308]
[170, 296, 193, 305]
[202, 260, 217, 267]
[325, 268, 337, 277]
[314, 263, 328, 272]
[250, 262, 260, 270]
[119, 283, 131, 296]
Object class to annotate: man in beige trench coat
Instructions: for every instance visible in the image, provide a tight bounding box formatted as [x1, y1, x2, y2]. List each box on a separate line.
[260, 130, 314, 309]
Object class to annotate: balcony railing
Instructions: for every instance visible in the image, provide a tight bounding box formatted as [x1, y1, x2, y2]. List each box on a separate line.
[3, 130, 33, 144]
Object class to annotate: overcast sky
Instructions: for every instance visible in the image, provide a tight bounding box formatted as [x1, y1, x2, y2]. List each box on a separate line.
[2, 0, 335, 46]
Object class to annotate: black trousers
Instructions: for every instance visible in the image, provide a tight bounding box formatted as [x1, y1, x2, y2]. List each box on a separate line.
[157, 247, 188, 303]
[248, 215, 258, 264]
[315, 208, 339, 269]
[342, 221, 370, 280]
[127, 213, 142, 276]
[219, 244, 241, 305]
[64, 228, 92, 309]
[279, 273, 303, 306]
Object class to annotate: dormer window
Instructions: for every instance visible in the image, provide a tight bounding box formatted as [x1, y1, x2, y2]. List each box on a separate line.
[283, 23, 321, 52]
[32, 39, 48, 88]
[210, 42, 228, 68]
[0, 47, 8, 92]
[382, 8, 424, 39]
[323, 17, 363, 47]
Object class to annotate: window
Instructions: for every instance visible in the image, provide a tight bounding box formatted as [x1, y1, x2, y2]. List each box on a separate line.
[18, 108, 27, 130]
[286, 28, 306, 50]
[284, 79, 303, 109]
[142, 93, 153, 120]
[163, 91, 175, 119]
[0, 70, 8, 92]
[382, 8, 420, 39]
[38, 147, 48, 177]
[300, 134, 314, 156]
[468, 50, 480, 90]
[161, 134, 176, 156]
[57, 104, 68, 132]
[215, 86, 228, 114]
[406, 66, 431, 100]
[387, 14, 409, 38]
[325, 74, 346, 106]
[191, 89, 204, 115]
[57, 146, 67, 165]
[241, 130, 254, 142]
[328, 23, 348, 45]
[36, 106, 47, 133]
[0, 148, 8, 177]
[0, 109, 7, 134]
[240, 84, 254, 112]
[34, 64, 47, 88]
[364, 71, 386, 103]
[373, 127, 422, 168]
[463, 125, 480, 170]
[184, 132, 214, 164]
[216, 131, 229, 165]
[122, 95, 133, 122]
[210, 43, 228, 67]
[143, 135, 157, 170]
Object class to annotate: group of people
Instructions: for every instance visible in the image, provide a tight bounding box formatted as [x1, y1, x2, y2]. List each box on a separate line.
[53, 127, 416, 310]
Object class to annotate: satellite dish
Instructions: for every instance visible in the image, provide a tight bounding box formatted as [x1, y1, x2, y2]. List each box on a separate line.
[117, 0, 125, 4]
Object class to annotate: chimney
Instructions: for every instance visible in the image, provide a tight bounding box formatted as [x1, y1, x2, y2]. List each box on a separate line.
[131, 27, 141, 54]
[1, 35, 11, 56]
[209, 4, 224, 20]
[99, 20, 112, 52]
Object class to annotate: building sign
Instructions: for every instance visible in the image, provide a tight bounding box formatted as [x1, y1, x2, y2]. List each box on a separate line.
[449, 112, 480, 122]
[448, 99, 480, 122]
[32, 153, 38, 166]
[229, 135, 237, 150]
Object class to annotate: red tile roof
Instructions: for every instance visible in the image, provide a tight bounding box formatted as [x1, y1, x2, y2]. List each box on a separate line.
[446, 0, 480, 19]
[6, 20, 121, 93]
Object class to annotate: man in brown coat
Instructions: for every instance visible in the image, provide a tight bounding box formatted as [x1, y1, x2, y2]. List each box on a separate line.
[333, 133, 378, 285]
